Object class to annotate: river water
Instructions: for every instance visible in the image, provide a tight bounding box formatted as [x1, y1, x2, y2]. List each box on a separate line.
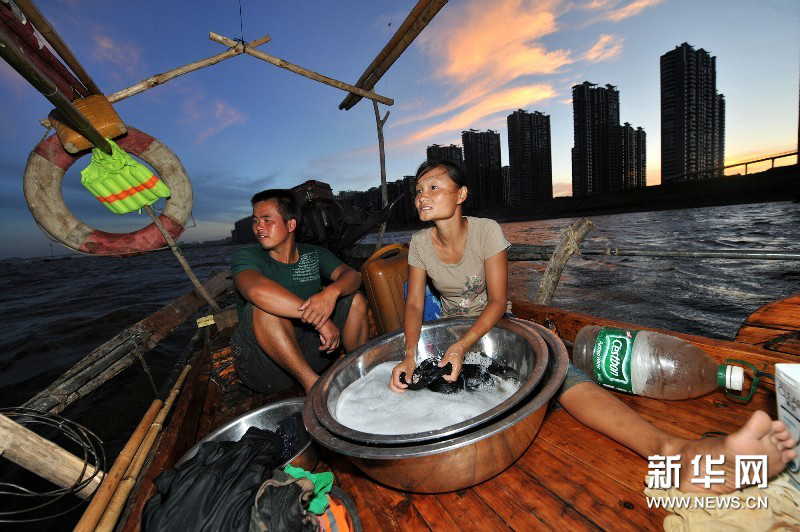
[0, 201, 797, 524]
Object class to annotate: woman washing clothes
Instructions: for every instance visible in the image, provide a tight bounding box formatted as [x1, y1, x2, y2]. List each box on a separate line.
[389, 160, 796, 493]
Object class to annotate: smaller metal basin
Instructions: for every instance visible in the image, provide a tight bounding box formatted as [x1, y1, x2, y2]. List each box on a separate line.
[176, 398, 317, 471]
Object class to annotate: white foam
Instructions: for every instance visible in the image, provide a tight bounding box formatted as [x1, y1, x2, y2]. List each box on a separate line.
[334, 361, 519, 435]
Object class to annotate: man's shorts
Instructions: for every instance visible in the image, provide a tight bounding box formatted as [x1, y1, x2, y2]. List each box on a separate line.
[231, 293, 356, 394]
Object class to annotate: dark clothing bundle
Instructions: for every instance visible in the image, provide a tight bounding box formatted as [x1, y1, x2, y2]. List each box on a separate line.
[400, 356, 518, 394]
[143, 415, 314, 532]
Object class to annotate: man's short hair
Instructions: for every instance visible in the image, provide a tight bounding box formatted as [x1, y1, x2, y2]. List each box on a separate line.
[415, 159, 466, 188]
[251, 189, 301, 224]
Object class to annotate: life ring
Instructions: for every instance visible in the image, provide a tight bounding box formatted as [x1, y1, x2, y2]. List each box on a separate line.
[23, 127, 193, 256]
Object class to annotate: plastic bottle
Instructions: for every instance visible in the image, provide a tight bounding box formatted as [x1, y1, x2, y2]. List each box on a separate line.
[573, 326, 744, 400]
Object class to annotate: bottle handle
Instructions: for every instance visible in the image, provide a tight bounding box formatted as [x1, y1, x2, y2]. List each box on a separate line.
[724, 359, 759, 403]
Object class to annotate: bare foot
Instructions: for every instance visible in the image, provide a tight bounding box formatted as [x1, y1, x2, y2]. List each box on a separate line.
[669, 410, 796, 494]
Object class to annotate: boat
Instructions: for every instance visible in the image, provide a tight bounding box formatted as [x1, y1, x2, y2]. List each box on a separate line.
[2, 1, 798, 529]
[102, 275, 798, 531]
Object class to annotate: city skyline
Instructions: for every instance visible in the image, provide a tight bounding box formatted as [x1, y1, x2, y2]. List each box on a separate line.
[0, 1, 797, 257]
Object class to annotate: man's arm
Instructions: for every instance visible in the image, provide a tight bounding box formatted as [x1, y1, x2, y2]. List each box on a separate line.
[298, 264, 362, 328]
[234, 270, 305, 319]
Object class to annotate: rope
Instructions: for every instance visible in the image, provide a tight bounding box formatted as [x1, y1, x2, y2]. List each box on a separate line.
[132, 348, 159, 397]
[237, 0, 245, 43]
[0, 408, 106, 524]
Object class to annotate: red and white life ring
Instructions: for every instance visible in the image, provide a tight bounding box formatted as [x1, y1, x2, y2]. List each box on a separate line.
[23, 127, 193, 256]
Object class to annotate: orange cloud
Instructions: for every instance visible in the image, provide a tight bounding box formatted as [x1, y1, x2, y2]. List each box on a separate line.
[553, 182, 572, 197]
[605, 0, 664, 22]
[400, 0, 570, 126]
[584, 34, 624, 62]
[402, 84, 556, 145]
[584, 0, 619, 8]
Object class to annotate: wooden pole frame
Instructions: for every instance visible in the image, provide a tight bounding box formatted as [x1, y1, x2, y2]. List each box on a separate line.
[534, 218, 594, 305]
[40, 34, 273, 128]
[209, 32, 393, 106]
[0, 413, 103, 499]
[372, 100, 391, 250]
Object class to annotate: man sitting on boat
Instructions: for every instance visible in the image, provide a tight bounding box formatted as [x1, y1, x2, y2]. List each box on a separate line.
[231, 189, 369, 394]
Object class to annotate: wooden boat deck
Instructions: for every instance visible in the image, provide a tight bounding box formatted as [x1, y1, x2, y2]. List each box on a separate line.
[119, 302, 799, 531]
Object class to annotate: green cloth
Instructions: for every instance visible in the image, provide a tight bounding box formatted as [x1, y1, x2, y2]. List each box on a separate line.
[231, 244, 344, 320]
[283, 464, 334, 515]
[80, 138, 170, 214]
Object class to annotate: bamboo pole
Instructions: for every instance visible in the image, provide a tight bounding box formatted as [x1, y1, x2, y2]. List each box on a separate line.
[339, 0, 447, 110]
[0, 414, 103, 499]
[535, 218, 594, 305]
[74, 399, 163, 532]
[209, 32, 394, 106]
[15, 0, 102, 94]
[348, 243, 800, 262]
[39, 34, 273, 127]
[143, 206, 222, 313]
[372, 99, 391, 251]
[107, 34, 271, 103]
[96, 364, 192, 532]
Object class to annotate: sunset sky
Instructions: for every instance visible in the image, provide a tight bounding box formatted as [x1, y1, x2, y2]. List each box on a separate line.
[0, 0, 797, 258]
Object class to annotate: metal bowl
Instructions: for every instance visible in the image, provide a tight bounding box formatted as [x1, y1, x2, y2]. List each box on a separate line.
[311, 317, 549, 444]
[304, 320, 568, 493]
[176, 398, 317, 471]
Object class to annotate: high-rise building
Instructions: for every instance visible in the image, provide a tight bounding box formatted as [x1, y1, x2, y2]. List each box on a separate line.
[619, 122, 647, 190]
[507, 109, 553, 206]
[461, 129, 502, 211]
[426, 144, 464, 167]
[571, 82, 620, 197]
[660, 42, 725, 182]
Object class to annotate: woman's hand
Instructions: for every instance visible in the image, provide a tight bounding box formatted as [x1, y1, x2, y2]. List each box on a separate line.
[439, 342, 466, 382]
[390, 356, 417, 393]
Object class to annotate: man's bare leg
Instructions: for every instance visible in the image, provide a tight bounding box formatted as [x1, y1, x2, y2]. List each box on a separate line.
[252, 307, 319, 393]
[342, 292, 369, 353]
[560, 382, 796, 493]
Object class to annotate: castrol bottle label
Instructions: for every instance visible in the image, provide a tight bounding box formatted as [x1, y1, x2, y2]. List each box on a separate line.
[591, 327, 638, 393]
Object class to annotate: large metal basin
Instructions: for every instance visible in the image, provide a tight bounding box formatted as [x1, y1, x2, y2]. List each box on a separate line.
[304, 320, 568, 493]
[177, 398, 317, 471]
[312, 317, 549, 444]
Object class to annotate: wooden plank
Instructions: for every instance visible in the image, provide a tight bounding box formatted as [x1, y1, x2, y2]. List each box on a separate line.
[408, 494, 461, 531]
[518, 439, 665, 531]
[434, 489, 511, 531]
[323, 453, 430, 531]
[736, 324, 796, 345]
[537, 410, 646, 492]
[474, 464, 600, 531]
[738, 294, 800, 332]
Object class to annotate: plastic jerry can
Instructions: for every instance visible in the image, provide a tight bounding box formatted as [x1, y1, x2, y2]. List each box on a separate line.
[361, 244, 409, 334]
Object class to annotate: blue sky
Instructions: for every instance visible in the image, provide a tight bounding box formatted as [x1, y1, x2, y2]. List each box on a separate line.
[0, 0, 797, 258]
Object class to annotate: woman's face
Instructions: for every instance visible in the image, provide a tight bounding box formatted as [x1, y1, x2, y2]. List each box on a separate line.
[414, 166, 467, 222]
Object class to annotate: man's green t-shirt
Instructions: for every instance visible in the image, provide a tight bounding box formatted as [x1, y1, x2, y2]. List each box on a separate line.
[231, 244, 344, 318]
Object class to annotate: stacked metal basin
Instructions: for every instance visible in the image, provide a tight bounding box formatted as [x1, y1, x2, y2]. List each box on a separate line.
[304, 317, 569, 493]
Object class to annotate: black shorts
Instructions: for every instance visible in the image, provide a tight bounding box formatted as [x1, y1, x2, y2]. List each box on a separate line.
[231, 293, 356, 394]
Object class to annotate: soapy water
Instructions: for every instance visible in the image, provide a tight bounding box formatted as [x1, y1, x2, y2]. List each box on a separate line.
[334, 357, 520, 435]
